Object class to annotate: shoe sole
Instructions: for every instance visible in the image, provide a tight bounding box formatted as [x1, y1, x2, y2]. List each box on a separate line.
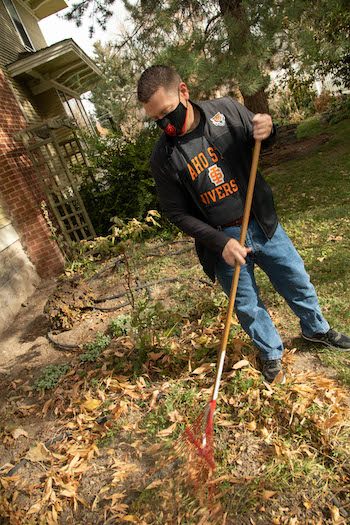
[302, 334, 350, 351]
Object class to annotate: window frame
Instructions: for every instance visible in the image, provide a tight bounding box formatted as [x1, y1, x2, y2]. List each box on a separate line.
[2, 0, 35, 52]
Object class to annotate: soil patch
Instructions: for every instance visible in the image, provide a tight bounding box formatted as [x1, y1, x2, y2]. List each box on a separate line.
[260, 134, 330, 172]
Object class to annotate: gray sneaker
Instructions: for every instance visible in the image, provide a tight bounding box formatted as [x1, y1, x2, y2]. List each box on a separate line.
[260, 359, 286, 384]
[302, 328, 350, 351]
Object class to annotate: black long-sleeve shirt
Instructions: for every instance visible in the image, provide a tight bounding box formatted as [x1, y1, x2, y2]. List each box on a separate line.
[150, 97, 277, 281]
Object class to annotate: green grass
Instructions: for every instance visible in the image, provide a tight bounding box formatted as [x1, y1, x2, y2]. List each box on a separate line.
[262, 118, 350, 382]
[297, 115, 326, 139]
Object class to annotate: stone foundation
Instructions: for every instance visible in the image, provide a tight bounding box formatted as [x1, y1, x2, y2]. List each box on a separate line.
[0, 228, 40, 335]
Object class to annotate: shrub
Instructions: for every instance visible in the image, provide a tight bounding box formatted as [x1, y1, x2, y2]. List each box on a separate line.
[269, 69, 317, 125]
[74, 128, 161, 236]
[320, 94, 350, 124]
[313, 91, 334, 113]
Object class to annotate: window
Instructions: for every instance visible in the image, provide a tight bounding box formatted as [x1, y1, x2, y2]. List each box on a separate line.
[3, 0, 35, 52]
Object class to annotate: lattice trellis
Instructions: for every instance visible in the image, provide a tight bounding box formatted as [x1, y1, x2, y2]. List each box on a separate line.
[15, 118, 96, 246]
[60, 136, 89, 170]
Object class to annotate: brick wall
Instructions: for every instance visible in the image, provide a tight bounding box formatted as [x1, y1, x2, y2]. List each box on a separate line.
[0, 68, 64, 277]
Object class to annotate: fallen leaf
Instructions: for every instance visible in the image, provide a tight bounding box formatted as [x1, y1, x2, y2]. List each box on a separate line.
[330, 505, 341, 523]
[303, 499, 312, 509]
[232, 359, 250, 370]
[167, 410, 184, 423]
[262, 490, 277, 499]
[12, 428, 28, 440]
[81, 398, 101, 412]
[145, 444, 161, 454]
[148, 351, 164, 361]
[246, 421, 257, 431]
[122, 515, 139, 522]
[260, 427, 269, 438]
[192, 363, 215, 375]
[28, 500, 43, 514]
[323, 415, 341, 429]
[157, 422, 177, 437]
[149, 390, 159, 410]
[60, 489, 76, 498]
[25, 443, 51, 463]
[217, 420, 234, 428]
[145, 479, 162, 490]
[42, 399, 52, 418]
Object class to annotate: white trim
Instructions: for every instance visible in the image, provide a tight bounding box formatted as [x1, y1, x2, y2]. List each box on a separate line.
[31, 0, 53, 10]
[29, 0, 67, 20]
[61, 65, 91, 84]
[6, 76, 30, 122]
[7, 39, 101, 78]
[14, 0, 39, 21]
[28, 70, 82, 98]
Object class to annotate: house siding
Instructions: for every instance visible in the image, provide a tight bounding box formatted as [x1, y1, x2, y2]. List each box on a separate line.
[13, 0, 47, 51]
[0, 0, 25, 66]
[0, 0, 47, 124]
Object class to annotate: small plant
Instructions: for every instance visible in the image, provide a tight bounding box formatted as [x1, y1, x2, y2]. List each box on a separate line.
[109, 210, 161, 241]
[33, 363, 71, 391]
[80, 332, 111, 362]
[64, 210, 162, 277]
[110, 314, 131, 337]
[40, 201, 69, 260]
[131, 299, 180, 349]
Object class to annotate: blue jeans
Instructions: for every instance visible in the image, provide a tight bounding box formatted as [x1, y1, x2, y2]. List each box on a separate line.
[215, 219, 329, 361]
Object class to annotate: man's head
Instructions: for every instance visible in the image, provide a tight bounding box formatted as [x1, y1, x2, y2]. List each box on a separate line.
[137, 65, 192, 136]
[137, 65, 182, 104]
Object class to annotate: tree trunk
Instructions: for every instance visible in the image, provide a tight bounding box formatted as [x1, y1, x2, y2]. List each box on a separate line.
[218, 0, 270, 114]
[242, 87, 270, 114]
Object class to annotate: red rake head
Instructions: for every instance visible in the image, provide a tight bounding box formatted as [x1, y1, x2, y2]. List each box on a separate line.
[175, 399, 217, 473]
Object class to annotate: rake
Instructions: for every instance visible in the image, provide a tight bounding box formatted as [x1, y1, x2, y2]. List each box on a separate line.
[176, 139, 262, 485]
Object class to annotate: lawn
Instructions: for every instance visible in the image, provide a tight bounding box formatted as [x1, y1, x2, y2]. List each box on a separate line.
[0, 117, 349, 525]
[261, 117, 350, 384]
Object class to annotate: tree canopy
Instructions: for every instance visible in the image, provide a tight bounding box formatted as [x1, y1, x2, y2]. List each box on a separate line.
[67, 0, 350, 118]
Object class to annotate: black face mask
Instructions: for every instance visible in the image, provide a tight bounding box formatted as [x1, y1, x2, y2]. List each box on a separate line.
[156, 98, 188, 136]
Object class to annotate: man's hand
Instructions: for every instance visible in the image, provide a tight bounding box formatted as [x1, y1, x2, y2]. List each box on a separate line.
[252, 113, 273, 141]
[222, 238, 252, 266]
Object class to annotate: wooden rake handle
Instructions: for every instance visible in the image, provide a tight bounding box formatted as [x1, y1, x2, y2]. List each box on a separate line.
[211, 140, 262, 401]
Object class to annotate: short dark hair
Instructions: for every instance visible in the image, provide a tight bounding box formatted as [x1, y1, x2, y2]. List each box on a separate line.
[137, 65, 182, 103]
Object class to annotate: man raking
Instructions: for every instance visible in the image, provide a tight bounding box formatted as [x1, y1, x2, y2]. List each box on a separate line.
[137, 65, 350, 383]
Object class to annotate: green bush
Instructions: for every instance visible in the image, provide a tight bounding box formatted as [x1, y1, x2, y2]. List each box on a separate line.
[320, 94, 350, 124]
[74, 128, 161, 236]
[269, 70, 317, 125]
